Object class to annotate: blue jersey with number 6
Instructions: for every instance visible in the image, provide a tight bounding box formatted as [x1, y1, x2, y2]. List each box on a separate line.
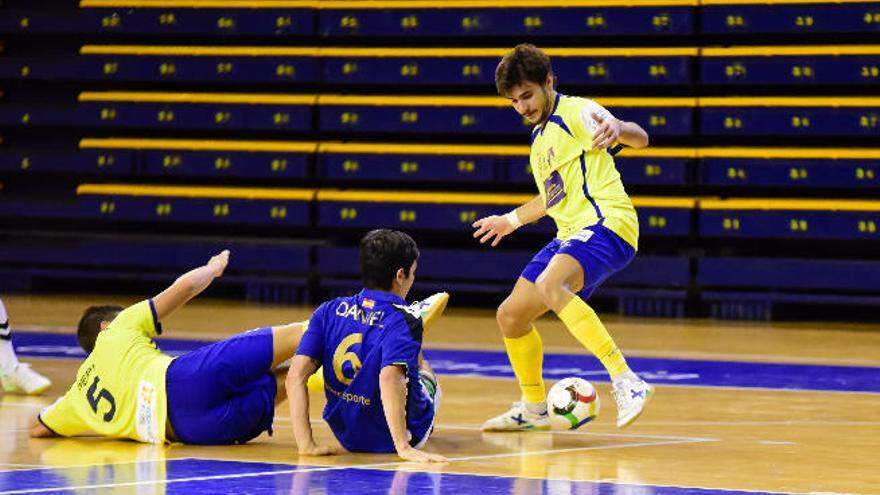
[296, 289, 434, 453]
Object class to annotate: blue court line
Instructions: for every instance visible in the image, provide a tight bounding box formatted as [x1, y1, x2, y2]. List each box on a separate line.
[9, 331, 880, 394]
[0, 458, 808, 495]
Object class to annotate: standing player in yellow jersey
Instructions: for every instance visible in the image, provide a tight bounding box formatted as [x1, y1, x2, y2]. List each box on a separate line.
[473, 44, 652, 431]
[28, 250, 306, 444]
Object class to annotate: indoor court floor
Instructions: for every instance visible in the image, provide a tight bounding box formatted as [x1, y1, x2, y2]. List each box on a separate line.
[1, 294, 878, 494]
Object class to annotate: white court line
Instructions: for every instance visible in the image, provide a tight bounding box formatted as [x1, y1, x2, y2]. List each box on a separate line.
[0, 459, 406, 495]
[442, 438, 712, 463]
[0, 458, 169, 474]
[631, 420, 880, 427]
[442, 373, 880, 396]
[435, 424, 719, 442]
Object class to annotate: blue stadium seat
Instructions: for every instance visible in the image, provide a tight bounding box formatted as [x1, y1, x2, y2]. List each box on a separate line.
[78, 46, 319, 84]
[318, 1, 695, 37]
[80, 138, 314, 180]
[699, 256, 880, 319]
[0, 234, 312, 303]
[76, 184, 314, 226]
[700, 97, 880, 136]
[701, 46, 880, 86]
[699, 148, 880, 189]
[699, 198, 880, 240]
[322, 47, 694, 86]
[77, 2, 314, 36]
[319, 96, 694, 136]
[0, 149, 134, 175]
[76, 92, 315, 131]
[701, 2, 880, 35]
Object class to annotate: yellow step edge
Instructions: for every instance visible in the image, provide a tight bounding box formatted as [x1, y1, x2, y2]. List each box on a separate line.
[319, 95, 697, 107]
[700, 199, 880, 212]
[318, 142, 529, 155]
[77, 140, 880, 160]
[697, 148, 880, 159]
[317, 190, 535, 205]
[80, 0, 696, 7]
[703, 45, 880, 57]
[81, 46, 320, 56]
[80, 45, 697, 58]
[633, 197, 696, 208]
[617, 147, 698, 158]
[317, 0, 697, 8]
[702, 0, 876, 5]
[79, 92, 317, 104]
[80, 138, 318, 152]
[698, 97, 880, 107]
[81, 1, 317, 7]
[77, 184, 316, 200]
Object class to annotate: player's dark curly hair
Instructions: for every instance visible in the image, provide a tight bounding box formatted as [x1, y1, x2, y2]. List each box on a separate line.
[359, 229, 420, 291]
[77, 305, 122, 354]
[495, 43, 554, 96]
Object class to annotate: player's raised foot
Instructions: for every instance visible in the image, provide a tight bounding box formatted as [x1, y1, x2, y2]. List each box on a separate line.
[1, 363, 51, 395]
[481, 401, 551, 432]
[612, 375, 653, 428]
[407, 292, 449, 332]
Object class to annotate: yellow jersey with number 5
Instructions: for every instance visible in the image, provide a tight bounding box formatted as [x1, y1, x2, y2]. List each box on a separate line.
[39, 300, 173, 444]
[529, 93, 639, 249]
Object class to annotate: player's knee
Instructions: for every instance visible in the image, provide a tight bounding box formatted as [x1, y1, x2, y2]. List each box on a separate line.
[496, 302, 527, 336]
[534, 276, 565, 310]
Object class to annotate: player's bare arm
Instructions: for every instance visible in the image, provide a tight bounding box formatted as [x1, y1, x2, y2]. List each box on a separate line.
[28, 417, 57, 438]
[152, 250, 229, 320]
[472, 195, 547, 247]
[591, 112, 649, 150]
[379, 365, 448, 464]
[288, 355, 339, 456]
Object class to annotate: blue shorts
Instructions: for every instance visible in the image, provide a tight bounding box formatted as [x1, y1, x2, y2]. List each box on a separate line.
[521, 224, 636, 300]
[166, 327, 277, 445]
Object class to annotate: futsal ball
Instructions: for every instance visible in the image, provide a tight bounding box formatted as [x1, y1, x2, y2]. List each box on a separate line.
[547, 377, 600, 430]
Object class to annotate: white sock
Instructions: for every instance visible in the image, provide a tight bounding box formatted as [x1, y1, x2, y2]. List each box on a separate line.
[524, 401, 547, 415]
[0, 298, 19, 372]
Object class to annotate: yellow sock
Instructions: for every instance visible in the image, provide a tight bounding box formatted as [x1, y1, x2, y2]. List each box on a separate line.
[503, 326, 546, 403]
[558, 297, 631, 379]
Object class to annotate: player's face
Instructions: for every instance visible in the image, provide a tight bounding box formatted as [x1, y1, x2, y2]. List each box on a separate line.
[399, 260, 417, 298]
[506, 76, 554, 125]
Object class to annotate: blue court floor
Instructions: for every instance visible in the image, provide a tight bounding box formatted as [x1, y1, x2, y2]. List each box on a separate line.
[0, 458, 804, 495]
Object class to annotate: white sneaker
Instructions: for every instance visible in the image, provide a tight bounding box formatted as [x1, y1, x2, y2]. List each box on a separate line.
[481, 402, 551, 432]
[612, 375, 653, 428]
[1, 363, 51, 395]
[407, 292, 449, 332]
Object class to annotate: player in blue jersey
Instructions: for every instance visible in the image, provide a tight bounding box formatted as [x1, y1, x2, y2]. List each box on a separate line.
[287, 229, 449, 463]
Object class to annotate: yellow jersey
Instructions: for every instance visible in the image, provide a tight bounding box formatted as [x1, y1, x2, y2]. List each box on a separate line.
[40, 300, 173, 444]
[530, 93, 639, 249]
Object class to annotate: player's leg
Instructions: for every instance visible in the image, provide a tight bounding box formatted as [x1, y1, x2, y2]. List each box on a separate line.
[536, 226, 652, 428]
[166, 322, 303, 443]
[409, 356, 441, 449]
[0, 297, 51, 395]
[270, 321, 306, 368]
[482, 276, 554, 431]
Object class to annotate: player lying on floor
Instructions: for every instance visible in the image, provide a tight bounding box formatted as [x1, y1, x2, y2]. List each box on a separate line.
[29, 246, 447, 449]
[287, 229, 450, 464]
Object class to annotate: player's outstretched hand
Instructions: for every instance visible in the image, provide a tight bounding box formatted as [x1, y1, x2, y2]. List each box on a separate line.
[472, 215, 516, 247]
[208, 250, 230, 278]
[591, 111, 621, 150]
[298, 444, 342, 457]
[397, 446, 449, 464]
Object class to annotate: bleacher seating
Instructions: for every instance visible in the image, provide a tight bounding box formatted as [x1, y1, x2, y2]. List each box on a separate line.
[0, 0, 878, 319]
